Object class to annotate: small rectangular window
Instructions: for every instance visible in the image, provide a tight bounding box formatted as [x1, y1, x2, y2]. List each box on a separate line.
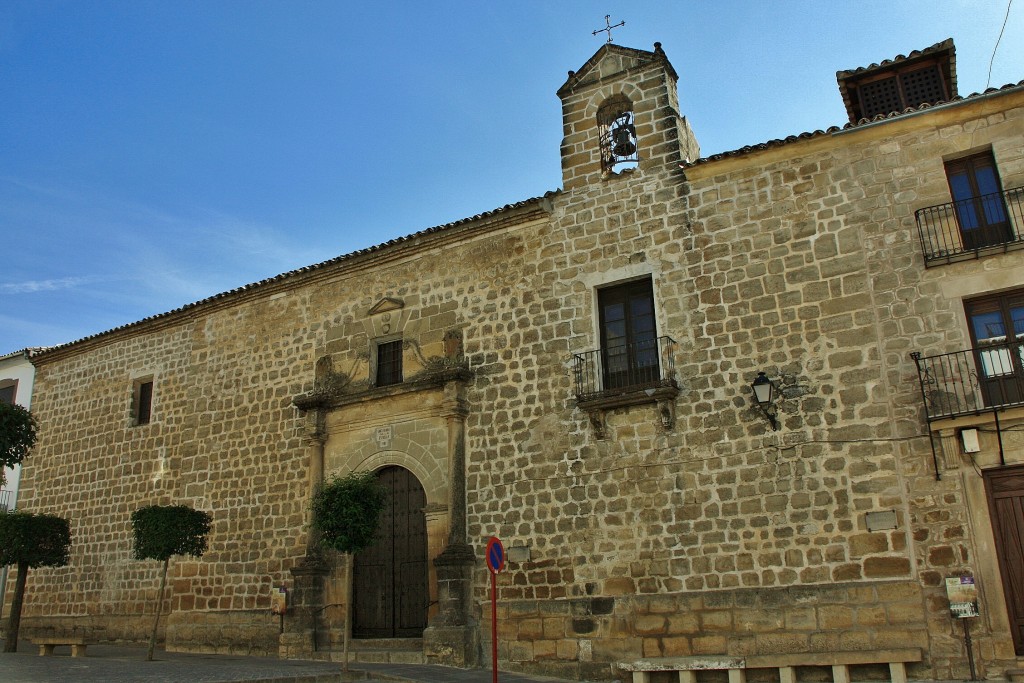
[376, 340, 403, 387]
[0, 380, 16, 405]
[133, 379, 153, 425]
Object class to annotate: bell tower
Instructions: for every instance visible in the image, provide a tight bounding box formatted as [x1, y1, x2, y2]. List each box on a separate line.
[557, 42, 699, 190]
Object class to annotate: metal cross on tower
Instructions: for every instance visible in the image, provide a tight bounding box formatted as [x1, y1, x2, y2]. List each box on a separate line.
[592, 15, 625, 44]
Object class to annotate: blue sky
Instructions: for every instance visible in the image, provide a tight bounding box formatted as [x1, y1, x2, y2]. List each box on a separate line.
[2, 1, 1022, 354]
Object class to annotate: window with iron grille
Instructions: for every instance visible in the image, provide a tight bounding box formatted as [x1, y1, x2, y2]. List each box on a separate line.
[376, 339, 403, 387]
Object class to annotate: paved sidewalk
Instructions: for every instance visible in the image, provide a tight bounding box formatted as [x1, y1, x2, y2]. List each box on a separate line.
[354, 661, 586, 683]
[0, 639, 586, 683]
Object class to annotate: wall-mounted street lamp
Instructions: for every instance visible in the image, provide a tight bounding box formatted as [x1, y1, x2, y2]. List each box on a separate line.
[750, 371, 779, 431]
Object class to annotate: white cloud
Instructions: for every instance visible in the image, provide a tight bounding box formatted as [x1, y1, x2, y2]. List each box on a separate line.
[0, 276, 93, 294]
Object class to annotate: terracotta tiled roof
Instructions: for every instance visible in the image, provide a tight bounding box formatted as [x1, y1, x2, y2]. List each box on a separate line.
[835, 38, 957, 83]
[680, 79, 1024, 168]
[836, 39, 958, 124]
[31, 195, 554, 359]
[0, 347, 49, 361]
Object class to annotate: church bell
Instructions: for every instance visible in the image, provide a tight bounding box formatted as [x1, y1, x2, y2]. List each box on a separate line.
[611, 113, 636, 158]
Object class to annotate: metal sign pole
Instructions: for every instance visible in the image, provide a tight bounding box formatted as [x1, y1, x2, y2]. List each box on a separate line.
[945, 575, 980, 681]
[963, 618, 977, 681]
[485, 536, 505, 683]
[491, 569, 498, 683]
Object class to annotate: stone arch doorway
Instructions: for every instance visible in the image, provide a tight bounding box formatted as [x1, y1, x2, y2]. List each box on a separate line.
[352, 465, 429, 638]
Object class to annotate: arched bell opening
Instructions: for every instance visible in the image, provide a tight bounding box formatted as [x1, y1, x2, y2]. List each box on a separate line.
[598, 94, 638, 173]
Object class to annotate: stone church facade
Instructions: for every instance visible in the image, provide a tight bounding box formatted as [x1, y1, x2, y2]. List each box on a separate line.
[6, 39, 1024, 681]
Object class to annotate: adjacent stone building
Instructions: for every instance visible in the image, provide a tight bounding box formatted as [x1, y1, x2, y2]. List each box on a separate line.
[4, 38, 1024, 681]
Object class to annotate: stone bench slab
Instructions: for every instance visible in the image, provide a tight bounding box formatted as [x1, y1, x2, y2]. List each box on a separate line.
[620, 656, 746, 672]
[620, 648, 923, 683]
[32, 636, 88, 657]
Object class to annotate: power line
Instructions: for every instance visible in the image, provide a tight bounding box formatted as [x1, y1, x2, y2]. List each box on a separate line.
[987, 0, 1014, 89]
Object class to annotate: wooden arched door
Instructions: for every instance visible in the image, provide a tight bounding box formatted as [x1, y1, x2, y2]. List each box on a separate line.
[352, 466, 428, 637]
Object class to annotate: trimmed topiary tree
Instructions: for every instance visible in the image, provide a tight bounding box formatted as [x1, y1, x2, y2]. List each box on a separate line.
[0, 401, 37, 489]
[130, 504, 212, 661]
[311, 471, 386, 670]
[0, 512, 72, 652]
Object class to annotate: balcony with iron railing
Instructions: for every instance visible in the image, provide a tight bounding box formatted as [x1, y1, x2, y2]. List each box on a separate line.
[911, 339, 1024, 421]
[573, 336, 678, 404]
[915, 186, 1024, 266]
[0, 488, 11, 511]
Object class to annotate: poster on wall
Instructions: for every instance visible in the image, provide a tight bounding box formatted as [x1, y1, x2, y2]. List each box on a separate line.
[271, 587, 287, 615]
[946, 576, 980, 619]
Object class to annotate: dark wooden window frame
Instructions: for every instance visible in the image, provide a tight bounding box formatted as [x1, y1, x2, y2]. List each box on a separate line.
[945, 150, 1012, 251]
[964, 290, 1024, 409]
[375, 338, 403, 387]
[133, 377, 154, 426]
[0, 379, 18, 405]
[597, 277, 659, 393]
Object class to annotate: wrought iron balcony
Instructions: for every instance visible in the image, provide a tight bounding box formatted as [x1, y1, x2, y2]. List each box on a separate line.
[573, 336, 677, 403]
[915, 186, 1024, 266]
[0, 488, 10, 511]
[911, 340, 1024, 421]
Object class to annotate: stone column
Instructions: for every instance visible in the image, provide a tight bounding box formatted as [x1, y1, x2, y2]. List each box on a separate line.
[304, 429, 326, 546]
[424, 378, 479, 667]
[443, 383, 469, 546]
[280, 558, 329, 658]
[280, 413, 329, 658]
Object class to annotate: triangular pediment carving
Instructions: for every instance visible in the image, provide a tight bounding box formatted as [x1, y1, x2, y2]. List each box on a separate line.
[368, 297, 404, 316]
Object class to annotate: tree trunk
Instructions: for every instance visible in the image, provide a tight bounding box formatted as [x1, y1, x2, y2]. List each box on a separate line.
[2, 562, 28, 653]
[343, 552, 353, 672]
[147, 557, 169, 661]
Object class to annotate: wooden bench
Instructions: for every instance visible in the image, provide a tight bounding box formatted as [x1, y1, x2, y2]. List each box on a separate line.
[32, 636, 88, 657]
[620, 648, 923, 683]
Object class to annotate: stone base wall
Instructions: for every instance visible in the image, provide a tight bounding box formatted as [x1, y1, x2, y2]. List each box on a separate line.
[10, 614, 155, 643]
[165, 609, 280, 656]
[6, 610, 278, 658]
[482, 581, 930, 681]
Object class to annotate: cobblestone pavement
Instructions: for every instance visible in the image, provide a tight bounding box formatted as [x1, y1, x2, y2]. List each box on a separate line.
[0, 639, 584, 683]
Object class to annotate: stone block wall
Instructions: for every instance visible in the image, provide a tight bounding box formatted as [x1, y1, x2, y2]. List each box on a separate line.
[559, 45, 697, 190]
[12, 294, 315, 652]
[462, 90, 1024, 678]
[8, 207, 551, 652]
[480, 582, 929, 681]
[8, 45, 1024, 683]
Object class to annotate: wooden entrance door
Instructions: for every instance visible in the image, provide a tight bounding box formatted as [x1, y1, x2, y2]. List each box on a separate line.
[985, 465, 1024, 655]
[352, 466, 428, 638]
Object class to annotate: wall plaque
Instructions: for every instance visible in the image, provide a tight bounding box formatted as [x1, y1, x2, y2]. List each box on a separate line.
[865, 510, 898, 532]
[375, 425, 393, 449]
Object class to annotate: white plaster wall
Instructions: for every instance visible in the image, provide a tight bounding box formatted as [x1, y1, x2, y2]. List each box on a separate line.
[0, 350, 36, 508]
